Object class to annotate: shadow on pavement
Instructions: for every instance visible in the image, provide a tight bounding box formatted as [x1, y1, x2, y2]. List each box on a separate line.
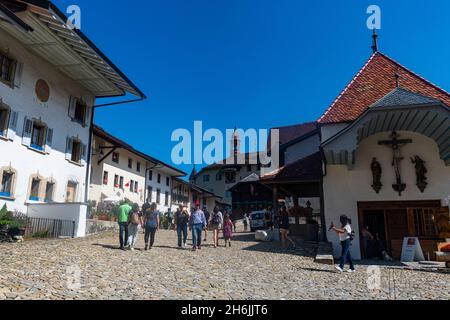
[233, 233, 317, 258]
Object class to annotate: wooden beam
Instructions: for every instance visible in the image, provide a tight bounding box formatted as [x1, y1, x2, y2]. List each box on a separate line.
[97, 146, 117, 165]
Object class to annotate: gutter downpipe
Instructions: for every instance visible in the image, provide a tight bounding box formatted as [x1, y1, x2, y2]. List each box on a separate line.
[84, 97, 145, 203]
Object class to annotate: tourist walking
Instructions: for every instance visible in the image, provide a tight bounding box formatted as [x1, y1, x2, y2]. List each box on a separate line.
[279, 206, 296, 249]
[203, 206, 210, 242]
[175, 206, 190, 248]
[210, 206, 223, 248]
[223, 214, 233, 247]
[331, 215, 355, 273]
[143, 203, 159, 251]
[127, 203, 142, 251]
[189, 202, 207, 251]
[117, 201, 132, 250]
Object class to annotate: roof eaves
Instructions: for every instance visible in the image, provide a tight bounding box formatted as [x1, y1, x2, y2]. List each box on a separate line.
[23, 0, 145, 99]
[0, 2, 33, 31]
[93, 125, 186, 177]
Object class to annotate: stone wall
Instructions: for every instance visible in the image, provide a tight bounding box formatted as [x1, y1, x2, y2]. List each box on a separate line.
[85, 219, 118, 235]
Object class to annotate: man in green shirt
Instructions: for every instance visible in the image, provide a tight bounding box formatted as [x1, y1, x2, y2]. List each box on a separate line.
[118, 202, 132, 250]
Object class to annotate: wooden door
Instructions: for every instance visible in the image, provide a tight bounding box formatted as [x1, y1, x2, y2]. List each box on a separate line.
[385, 209, 408, 259]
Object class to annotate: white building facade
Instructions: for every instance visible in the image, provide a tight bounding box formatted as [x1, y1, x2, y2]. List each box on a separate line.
[319, 52, 450, 260]
[90, 126, 186, 213]
[0, 1, 144, 236]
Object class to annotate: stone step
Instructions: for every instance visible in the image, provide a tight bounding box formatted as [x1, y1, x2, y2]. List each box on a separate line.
[315, 254, 335, 265]
[315, 241, 334, 265]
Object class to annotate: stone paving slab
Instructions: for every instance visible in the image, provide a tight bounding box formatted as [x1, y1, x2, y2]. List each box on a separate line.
[0, 228, 449, 300]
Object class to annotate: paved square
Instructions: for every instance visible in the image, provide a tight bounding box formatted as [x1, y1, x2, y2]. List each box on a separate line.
[0, 229, 449, 300]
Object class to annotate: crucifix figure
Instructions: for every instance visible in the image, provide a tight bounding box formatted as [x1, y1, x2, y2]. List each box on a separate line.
[378, 131, 412, 196]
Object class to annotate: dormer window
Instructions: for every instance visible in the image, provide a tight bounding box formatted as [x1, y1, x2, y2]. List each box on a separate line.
[68, 97, 89, 126]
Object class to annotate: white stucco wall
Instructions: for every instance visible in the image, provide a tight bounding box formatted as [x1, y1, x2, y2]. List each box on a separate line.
[89, 136, 147, 207]
[195, 165, 260, 205]
[323, 131, 450, 259]
[0, 28, 93, 213]
[284, 134, 320, 165]
[27, 203, 87, 237]
[146, 169, 174, 213]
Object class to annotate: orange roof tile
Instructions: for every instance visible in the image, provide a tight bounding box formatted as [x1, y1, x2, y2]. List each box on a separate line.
[318, 52, 450, 124]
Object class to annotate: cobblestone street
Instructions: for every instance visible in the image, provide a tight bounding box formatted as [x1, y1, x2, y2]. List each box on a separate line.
[0, 228, 449, 300]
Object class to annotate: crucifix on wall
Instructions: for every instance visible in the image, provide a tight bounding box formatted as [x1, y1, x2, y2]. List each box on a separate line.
[378, 131, 412, 196]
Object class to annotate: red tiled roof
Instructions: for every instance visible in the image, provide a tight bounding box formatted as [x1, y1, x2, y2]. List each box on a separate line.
[268, 121, 317, 149]
[261, 152, 322, 182]
[318, 52, 450, 124]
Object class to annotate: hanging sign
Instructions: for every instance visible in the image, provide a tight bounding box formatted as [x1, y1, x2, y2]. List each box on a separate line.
[400, 237, 425, 262]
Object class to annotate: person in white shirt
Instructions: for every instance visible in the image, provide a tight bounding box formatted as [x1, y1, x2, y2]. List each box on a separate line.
[330, 215, 355, 273]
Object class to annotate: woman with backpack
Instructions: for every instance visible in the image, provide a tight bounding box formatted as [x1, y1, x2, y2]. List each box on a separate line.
[330, 214, 356, 273]
[127, 203, 142, 251]
[143, 203, 159, 251]
[210, 206, 223, 248]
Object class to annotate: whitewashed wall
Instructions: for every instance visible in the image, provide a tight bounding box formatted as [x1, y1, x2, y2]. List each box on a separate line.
[27, 203, 87, 237]
[90, 136, 147, 206]
[0, 28, 93, 213]
[146, 169, 173, 213]
[323, 131, 450, 259]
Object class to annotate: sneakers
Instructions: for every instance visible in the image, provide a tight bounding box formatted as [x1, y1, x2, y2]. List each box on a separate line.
[347, 269, 356, 273]
[335, 266, 344, 273]
[130, 247, 135, 251]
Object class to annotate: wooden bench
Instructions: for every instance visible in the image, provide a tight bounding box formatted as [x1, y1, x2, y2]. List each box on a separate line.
[435, 242, 450, 268]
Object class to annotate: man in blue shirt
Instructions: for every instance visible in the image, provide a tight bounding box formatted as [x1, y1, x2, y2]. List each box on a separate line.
[189, 201, 207, 251]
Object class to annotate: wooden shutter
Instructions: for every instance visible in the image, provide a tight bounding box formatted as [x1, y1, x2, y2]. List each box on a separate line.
[13, 61, 24, 88]
[84, 105, 91, 127]
[45, 128, 53, 152]
[81, 143, 87, 165]
[7, 110, 18, 140]
[65, 137, 73, 161]
[22, 117, 32, 146]
[68, 96, 76, 120]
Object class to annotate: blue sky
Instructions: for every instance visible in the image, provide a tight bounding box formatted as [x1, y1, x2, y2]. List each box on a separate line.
[55, 0, 450, 175]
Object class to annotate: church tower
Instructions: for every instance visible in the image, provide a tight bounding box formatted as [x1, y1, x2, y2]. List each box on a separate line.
[230, 127, 240, 159]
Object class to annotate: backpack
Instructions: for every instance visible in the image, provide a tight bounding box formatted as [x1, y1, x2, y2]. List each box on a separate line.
[212, 212, 221, 225]
[130, 212, 140, 225]
[348, 230, 356, 241]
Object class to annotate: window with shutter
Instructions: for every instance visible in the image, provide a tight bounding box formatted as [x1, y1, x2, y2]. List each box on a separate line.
[30, 122, 47, 152]
[0, 52, 16, 86]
